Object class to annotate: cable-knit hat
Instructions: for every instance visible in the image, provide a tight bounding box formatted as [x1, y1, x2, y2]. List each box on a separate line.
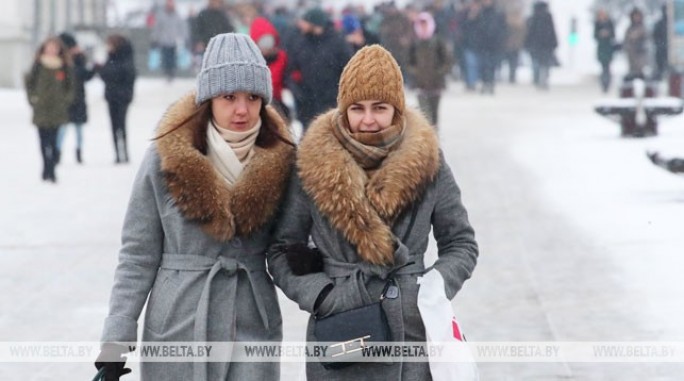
[196, 33, 272, 105]
[337, 45, 404, 115]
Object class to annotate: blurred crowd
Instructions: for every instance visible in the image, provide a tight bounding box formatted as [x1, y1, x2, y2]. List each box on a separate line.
[594, 5, 671, 93]
[142, 0, 561, 124]
[24, 0, 683, 183]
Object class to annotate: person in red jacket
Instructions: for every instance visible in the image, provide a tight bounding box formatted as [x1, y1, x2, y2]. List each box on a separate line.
[250, 16, 290, 122]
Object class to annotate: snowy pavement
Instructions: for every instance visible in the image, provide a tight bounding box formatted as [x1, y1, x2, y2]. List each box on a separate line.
[1, 72, 683, 380]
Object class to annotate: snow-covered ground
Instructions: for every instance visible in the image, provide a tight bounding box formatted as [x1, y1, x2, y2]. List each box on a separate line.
[1, 65, 684, 379]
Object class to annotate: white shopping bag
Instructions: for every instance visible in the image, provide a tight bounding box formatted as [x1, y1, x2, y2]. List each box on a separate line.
[417, 269, 479, 381]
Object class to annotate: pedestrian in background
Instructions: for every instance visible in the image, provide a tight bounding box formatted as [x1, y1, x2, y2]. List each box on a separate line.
[151, 0, 189, 82]
[379, 3, 413, 85]
[57, 32, 96, 164]
[193, 0, 234, 56]
[268, 45, 478, 380]
[623, 7, 648, 79]
[287, 8, 352, 130]
[652, 5, 669, 81]
[460, 1, 482, 91]
[525, 1, 558, 90]
[24, 36, 75, 183]
[594, 9, 616, 93]
[473, 0, 506, 95]
[95, 33, 295, 381]
[503, 7, 526, 84]
[97, 34, 136, 164]
[250, 16, 290, 121]
[408, 12, 451, 128]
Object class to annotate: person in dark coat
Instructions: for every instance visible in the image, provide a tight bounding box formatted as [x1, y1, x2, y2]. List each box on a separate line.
[268, 45, 478, 380]
[408, 12, 451, 127]
[97, 34, 136, 164]
[192, 0, 234, 55]
[525, 1, 558, 90]
[95, 33, 295, 381]
[473, 0, 506, 94]
[24, 36, 75, 183]
[460, 2, 482, 91]
[653, 5, 669, 81]
[594, 9, 616, 93]
[287, 8, 353, 130]
[57, 32, 96, 163]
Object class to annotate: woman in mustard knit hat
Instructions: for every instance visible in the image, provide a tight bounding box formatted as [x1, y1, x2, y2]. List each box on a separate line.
[269, 45, 479, 379]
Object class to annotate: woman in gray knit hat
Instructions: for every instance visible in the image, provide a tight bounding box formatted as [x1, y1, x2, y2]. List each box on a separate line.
[95, 33, 295, 381]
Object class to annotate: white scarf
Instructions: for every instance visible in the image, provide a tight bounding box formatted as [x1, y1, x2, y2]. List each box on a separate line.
[206, 119, 261, 185]
[40, 55, 63, 70]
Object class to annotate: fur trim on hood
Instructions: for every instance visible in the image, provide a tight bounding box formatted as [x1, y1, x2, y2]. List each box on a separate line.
[297, 108, 440, 265]
[155, 92, 295, 241]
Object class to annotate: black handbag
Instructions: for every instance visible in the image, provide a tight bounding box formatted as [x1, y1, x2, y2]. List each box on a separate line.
[313, 295, 392, 369]
[312, 205, 419, 370]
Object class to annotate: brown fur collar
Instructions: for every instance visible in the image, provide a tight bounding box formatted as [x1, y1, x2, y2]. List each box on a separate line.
[155, 93, 295, 241]
[297, 108, 440, 265]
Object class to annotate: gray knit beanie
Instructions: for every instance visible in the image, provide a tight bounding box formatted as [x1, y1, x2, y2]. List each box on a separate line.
[195, 33, 272, 105]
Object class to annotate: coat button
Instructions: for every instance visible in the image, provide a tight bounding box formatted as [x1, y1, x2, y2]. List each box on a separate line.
[231, 238, 242, 248]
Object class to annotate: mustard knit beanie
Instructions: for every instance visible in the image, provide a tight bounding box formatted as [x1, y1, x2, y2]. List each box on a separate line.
[337, 45, 405, 116]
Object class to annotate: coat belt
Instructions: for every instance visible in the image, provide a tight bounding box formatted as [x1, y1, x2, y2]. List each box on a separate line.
[159, 254, 269, 380]
[322, 258, 425, 279]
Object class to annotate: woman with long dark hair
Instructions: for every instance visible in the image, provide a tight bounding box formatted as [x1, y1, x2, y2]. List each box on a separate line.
[95, 33, 295, 381]
[24, 36, 75, 182]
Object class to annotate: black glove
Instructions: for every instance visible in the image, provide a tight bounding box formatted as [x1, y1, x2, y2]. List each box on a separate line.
[95, 344, 132, 381]
[282, 242, 324, 275]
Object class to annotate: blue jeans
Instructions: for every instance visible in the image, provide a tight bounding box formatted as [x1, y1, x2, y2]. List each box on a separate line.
[464, 49, 480, 89]
[57, 123, 84, 151]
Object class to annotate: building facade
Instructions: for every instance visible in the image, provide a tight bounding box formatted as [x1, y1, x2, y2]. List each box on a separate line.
[0, 0, 106, 88]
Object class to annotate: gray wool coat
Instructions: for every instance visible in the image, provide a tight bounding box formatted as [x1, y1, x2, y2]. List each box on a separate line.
[100, 94, 294, 381]
[268, 108, 478, 380]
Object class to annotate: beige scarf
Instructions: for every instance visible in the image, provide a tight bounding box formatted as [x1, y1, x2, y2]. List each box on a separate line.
[40, 55, 63, 70]
[331, 112, 405, 170]
[206, 119, 261, 185]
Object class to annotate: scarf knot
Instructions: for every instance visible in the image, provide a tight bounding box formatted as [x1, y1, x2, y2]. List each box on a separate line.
[331, 111, 405, 170]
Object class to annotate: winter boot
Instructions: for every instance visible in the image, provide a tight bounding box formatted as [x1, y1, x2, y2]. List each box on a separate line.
[114, 136, 121, 164]
[76, 149, 82, 164]
[121, 138, 130, 163]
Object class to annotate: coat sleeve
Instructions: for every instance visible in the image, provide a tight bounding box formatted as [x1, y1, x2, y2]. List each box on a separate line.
[64, 66, 77, 106]
[24, 63, 39, 106]
[429, 156, 479, 300]
[267, 172, 334, 314]
[101, 148, 165, 343]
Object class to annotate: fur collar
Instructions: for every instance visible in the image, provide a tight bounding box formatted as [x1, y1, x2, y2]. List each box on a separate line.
[297, 108, 440, 265]
[155, 93, 295, 241]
